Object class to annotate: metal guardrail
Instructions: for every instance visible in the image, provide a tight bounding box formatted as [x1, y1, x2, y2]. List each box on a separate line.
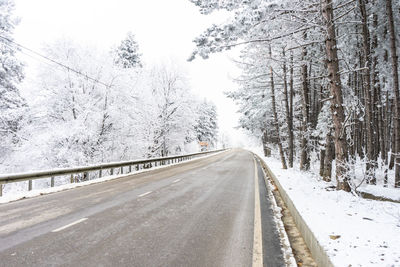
[0, 149, 227, 197]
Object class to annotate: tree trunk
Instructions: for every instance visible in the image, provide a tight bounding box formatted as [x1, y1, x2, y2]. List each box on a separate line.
[389, 100, 396, 170]
[262, 129, 271, 157]
[384, 92, 391, 186]
[282, 48, 294, 168]
[269, 45, 287, 169]
[358, 0, 376, 184]
[372, 9, 385, 162]
[320, 147, 326, 177]
[289, 51, 295, 162]
[321, 0, 350, 191]
[323, 130, 334, 182]
[300, 31, 310, 171]
[386, 0, 400, 187]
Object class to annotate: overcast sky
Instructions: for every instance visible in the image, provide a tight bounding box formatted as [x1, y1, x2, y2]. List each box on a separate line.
[13, 0, 251, 146]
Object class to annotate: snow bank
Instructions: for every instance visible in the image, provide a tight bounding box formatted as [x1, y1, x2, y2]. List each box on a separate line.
[253, 150, 400, 266]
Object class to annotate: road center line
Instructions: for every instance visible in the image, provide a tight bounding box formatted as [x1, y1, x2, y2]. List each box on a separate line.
[252, 159, 264, 267]
[172, 179, 181, 183]
[52, 218, 88, 233]
[138, 191, 152, 197]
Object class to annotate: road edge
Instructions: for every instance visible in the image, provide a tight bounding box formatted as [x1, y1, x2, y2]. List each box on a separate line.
[252, 158, 264, 267]
[254, 153, 335, 267]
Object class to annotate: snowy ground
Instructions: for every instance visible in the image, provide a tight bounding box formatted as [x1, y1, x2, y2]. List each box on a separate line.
[0, 151, 224, 204]
[252, 148, 400, 267]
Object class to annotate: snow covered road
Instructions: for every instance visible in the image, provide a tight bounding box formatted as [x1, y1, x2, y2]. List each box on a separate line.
[0, 149, 285, 266]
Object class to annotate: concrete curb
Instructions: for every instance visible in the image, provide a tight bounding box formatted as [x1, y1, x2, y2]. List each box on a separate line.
[254, 154, 335, 267]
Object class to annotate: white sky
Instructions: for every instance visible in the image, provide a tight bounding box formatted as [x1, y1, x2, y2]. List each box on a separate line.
[13, 0, 251, 146]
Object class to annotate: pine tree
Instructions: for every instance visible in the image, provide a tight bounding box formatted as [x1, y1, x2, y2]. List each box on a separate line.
[194, 100, 218, 148]
[114, 32, 142, 69]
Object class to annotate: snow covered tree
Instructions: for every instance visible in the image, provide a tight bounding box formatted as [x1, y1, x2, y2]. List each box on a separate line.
[147, 64, 197, 157]
[114, 32, 142, 69]
[26, 40, 119, 168]
[0, 0, 25, 164]
[4, 39, 149, 171]
[194, 100, 218, 148]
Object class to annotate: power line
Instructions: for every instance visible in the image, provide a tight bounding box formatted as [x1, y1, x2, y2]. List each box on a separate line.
[0, 35, 112, 88]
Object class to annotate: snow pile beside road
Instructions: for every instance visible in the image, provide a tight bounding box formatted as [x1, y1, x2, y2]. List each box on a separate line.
[258, 154, 400, 266]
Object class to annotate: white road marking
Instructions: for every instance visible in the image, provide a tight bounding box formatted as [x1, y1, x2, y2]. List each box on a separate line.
[138, 191, 152, 197]
[253, 159, 264, 267]
[52, 218, 88, 233]
[172, 179, 181, 183]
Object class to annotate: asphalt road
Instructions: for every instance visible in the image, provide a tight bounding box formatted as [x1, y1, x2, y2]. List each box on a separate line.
[0, 149, 285, 267]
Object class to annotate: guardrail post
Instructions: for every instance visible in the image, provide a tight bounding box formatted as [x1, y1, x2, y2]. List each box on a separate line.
[110, 168, 114, 175]
[70, 174, 74, 183]
[129, 165, 132, 173]
[0, 185, 2, 197]
[99, 169, 102, 178]
[121, 166, 124, 174]
[51, 177, 55, 187]
[28, 180, 32, 191]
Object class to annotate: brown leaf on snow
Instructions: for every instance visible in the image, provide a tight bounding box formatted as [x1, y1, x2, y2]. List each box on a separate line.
[329, 235, 341, 240]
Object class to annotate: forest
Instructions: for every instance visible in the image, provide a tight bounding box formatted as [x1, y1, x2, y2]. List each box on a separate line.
[0, 0, 219, 193]
[189, 0, 400, 191]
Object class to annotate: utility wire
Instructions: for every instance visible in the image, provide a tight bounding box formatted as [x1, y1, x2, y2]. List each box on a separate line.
[0, 35, 111, 88]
